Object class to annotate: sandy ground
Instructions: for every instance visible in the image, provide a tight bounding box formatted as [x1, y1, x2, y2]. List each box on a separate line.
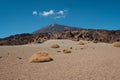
[0, 39, 120, 80]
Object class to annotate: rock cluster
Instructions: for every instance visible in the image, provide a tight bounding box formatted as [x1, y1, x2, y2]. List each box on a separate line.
[0, 29, 120, 45]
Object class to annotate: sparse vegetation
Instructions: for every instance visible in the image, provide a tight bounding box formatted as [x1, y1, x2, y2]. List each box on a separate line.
[78, 40, 85, 45]
[29, 51, 53, 63]
[113, 42, 120, 47]
[50, 43, 60, 48]
[62, 48, 71, 53]
[37, 37, 47, 43]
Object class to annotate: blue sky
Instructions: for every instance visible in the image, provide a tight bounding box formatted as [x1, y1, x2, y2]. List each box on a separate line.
[0, 0, 120, 38]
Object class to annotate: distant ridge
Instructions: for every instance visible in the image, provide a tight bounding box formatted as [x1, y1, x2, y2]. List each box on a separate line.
[0, 23, 120, 45]
[33, 24, 80, 34]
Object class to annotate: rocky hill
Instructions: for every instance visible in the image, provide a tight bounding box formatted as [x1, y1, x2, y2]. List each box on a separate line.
[0, 24, 120, 45]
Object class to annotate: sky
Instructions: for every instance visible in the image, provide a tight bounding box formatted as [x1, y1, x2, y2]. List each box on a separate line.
[0, 0, 120, 38]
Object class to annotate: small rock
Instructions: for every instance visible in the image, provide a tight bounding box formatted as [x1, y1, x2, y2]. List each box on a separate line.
[57, 50, 61, 52]
[17, 57, 22, 59]
[0, 56, 2, 59]
[7, 53, 9, 55]
[70, 47, 72, 49]
[80, 47, 84, 49]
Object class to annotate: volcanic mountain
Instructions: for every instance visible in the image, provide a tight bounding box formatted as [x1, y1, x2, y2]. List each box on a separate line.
[33, 24, 80, 34]
[0, 24, 120, 45]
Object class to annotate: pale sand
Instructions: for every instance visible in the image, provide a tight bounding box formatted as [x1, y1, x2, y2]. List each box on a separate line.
[0, 39, 120, 80]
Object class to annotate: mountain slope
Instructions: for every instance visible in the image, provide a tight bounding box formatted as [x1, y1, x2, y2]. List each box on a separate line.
[33, 24, 80, 34]
[0, 24, 120, 45]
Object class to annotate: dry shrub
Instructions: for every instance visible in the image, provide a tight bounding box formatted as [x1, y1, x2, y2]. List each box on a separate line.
[113, 42, 120, 47]
[50, 43, 59, 48]
[37, 38, 47, 43]
[62, 48, 71, 53]
[29, 51, 53, 63]
[40, 37, 48, 43]
[78, 40, 85, 45]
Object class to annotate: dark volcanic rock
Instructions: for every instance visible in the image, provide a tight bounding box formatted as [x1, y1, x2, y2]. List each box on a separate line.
[0, 24, 120, 46]
[0, 33, 51, 45]
[0, 33, 33, 45]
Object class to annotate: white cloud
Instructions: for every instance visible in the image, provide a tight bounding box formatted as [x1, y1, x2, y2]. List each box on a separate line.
[41, 10, 54, 16]
[33, 9, 68, 19]
[57, 10, 64, 15]
[32, 11, 38, 15]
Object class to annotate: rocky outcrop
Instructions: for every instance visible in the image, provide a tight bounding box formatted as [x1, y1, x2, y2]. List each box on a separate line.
[0, 34, 33, 45]
[63, 30, 120, 43]
[0, 33, 50, 45]
[0, 29, 120, 46]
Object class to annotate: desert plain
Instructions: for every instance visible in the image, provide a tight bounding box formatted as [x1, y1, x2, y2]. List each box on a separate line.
[0, 39, 120, 80]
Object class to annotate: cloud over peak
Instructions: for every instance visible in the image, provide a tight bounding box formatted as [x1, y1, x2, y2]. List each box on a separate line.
[57, 10, 64, 15]
[42, 10, 54, 16]
[32, 9, 68, 19]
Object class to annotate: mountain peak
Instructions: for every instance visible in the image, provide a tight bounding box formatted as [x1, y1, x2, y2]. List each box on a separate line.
[33, 24, 79, 34]
[50, 23, 59, 26]
[48, 23, 64, 27]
